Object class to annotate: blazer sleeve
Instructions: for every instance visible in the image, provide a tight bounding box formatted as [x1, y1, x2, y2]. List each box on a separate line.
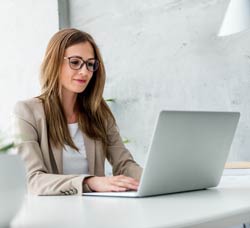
[12, 101, 92, 196]
[106, 118, 143, 181]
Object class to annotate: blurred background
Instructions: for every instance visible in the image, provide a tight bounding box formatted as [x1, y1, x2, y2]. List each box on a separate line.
[1, 0, 250, 166]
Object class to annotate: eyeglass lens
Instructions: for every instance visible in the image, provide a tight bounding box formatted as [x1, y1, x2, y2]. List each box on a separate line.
[68, 57, 99, 72]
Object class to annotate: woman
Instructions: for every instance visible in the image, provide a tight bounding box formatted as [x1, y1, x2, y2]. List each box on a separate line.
[13, 28, 142, 196]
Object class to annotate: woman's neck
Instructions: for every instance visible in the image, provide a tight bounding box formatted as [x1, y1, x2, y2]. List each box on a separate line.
[61, 89, 78, 124]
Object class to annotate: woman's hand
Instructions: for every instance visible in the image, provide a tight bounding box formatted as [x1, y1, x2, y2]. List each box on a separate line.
[84, 175, 139, 192]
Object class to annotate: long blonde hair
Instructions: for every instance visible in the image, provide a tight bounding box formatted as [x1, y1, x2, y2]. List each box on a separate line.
[38, 28, 114, 152]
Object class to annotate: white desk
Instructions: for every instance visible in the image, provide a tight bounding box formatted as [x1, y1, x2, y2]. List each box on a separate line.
[11, 174, 250, 228]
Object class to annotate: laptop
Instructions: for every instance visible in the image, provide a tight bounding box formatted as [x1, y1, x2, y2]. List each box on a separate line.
[83, 110, 240, 197]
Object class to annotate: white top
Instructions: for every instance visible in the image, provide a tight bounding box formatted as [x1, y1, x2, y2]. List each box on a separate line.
[62, 123, 89, 175]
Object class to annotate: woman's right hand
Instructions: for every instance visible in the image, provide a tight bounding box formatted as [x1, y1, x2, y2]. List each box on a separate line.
[83, 175, 139, 192]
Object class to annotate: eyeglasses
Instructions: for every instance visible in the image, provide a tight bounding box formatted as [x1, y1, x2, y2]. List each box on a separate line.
[64, 56, 99, 72]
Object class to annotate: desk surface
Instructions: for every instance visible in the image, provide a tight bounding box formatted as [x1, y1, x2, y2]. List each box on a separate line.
[11, 174, 250, 228]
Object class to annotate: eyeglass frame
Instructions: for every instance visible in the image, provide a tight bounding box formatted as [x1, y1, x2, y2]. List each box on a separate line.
[63, 56, 99, 72]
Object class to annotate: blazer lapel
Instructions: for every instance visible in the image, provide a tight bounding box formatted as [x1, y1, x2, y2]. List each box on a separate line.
[50, 143, 63, 174]
[83, 133, 95, 175]
[41, 101, 63, 174]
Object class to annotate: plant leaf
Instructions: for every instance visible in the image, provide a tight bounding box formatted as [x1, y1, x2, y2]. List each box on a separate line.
[0, 142, 15, 153]
[122, 138, 130, 144]
[105, 98, 116, 103]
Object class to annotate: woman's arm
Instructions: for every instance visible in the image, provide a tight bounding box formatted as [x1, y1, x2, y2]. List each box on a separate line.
[13, 101, 92, 196]
[106, 118, 143, 180]
[84, 117, 143, 192]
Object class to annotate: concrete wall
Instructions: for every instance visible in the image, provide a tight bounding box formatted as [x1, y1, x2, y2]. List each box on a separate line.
[0, 0, 58, 134]
[68, 0, 250, 165]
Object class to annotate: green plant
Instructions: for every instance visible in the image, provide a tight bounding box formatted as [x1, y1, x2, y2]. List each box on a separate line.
[0, 142, 15, 154]
[122, 138, 131, 144]
[105, 98, 116, 103]
[0, 133, 16, 154]
[105, 98, 132, 145]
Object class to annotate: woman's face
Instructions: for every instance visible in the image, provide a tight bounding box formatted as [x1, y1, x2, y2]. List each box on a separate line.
[60, 41, 95, 95]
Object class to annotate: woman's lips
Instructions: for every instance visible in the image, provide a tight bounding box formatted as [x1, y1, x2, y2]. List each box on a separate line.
[74, 79, 87, 84]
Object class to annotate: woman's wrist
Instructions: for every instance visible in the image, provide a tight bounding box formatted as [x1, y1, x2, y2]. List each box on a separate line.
[82, 176, 95, 192]
[84, 176, 93, 184]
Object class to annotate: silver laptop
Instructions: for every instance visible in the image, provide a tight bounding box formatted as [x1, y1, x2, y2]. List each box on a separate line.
[83, 110, 240, 197]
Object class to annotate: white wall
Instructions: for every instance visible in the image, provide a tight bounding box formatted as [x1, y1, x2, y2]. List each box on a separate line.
[69, 0, 250, 164]
[0, 0, 58, 132]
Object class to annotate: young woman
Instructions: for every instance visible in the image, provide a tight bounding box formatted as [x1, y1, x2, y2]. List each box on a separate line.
[13, 28, 142, 196]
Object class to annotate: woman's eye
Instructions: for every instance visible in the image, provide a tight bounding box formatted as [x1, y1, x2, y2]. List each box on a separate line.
[87, 62, 94, 67]
[71, 60, 81, 66]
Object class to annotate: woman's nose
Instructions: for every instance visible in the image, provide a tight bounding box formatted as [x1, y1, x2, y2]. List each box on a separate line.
[78, 63, 88, 75]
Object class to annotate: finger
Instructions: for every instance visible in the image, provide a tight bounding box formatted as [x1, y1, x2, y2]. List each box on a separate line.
[123, 178, 140, 186]
[113, 181, 139, 190]
[113, 180, 139, 190]
[115, 176, 140, 186]
[110, 185, 127, 192]
[126, 183, 138, 190]
[115, 175, 139, 183]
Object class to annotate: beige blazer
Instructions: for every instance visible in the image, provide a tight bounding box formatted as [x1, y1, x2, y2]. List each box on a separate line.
[13, 98, 142, 196]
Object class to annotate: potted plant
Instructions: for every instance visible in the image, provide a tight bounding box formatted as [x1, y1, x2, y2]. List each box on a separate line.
[0, 136, 26, 227]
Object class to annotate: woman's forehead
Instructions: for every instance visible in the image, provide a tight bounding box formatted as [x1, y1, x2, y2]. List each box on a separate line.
[64, 42, 95, 59]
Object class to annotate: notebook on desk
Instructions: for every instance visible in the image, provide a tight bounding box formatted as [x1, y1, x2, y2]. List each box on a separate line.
[83, 110, 240, 198]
